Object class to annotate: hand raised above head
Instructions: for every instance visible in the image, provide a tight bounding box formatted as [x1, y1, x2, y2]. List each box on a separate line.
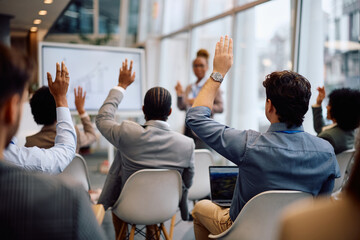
[213, 35, 233, 78]
[118, 59, 135, 90]
[316, 86, 326, 105]
[47, 61, 69, 107]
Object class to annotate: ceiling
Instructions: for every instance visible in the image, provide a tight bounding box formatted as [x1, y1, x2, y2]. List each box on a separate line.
[0, 0, 70, 36]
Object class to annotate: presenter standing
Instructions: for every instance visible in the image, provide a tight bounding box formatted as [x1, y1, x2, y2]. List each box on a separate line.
[175, 49, 223, 149]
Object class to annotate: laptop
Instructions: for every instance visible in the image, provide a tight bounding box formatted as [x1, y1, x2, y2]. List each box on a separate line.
[209, 166, 239, 207]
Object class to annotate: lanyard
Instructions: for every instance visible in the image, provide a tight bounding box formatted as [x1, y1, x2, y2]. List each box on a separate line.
[275, 130, 303, 134]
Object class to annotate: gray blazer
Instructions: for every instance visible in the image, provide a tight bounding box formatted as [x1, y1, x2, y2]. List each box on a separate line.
[96, 88, 195, 220]
[312, 106, 355, 154]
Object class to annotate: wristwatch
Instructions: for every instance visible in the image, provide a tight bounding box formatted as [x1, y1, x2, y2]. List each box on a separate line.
[210, 72, 224, 83]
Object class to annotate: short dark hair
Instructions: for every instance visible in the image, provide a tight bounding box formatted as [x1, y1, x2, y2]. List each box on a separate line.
[0, 43, 34, 106]
[143, 87, 171, 121]
[30, 86, 56, 125]
[263, 71, 311, 128]
[328, 88, 360, 131]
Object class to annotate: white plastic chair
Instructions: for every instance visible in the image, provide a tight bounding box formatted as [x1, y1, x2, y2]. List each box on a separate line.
[111, 169, 182, 240]
[188, 149, 214, 202]
[208, 190, 312, 240]
[333, 149, 355, 193]
[59, 154, 91, 191]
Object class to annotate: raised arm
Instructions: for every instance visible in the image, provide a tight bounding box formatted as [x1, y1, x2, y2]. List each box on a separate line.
[74, 86, 96, 148]
[312, 86, 326, 134]
[4, 62, 76, 174]
[96, 59, 135, 148]
[193, 35, 233, 109]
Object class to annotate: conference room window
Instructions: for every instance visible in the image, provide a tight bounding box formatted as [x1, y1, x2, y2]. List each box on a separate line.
[230, 0, 293, 133]
[99, 0, 121, 34]
[192, 0, 233, 23]
[137, 0, 164, 43]
[162, 0, 191, 34]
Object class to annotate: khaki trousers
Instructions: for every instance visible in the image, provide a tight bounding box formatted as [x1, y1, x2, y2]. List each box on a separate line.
[192, 200, 233, 240]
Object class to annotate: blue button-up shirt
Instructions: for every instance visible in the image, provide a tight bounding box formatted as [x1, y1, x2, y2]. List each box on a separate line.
[186, 106, 340, 221]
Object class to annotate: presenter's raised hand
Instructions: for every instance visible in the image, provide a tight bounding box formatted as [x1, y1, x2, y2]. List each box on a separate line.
[118, 59, 135, 90]
[47, 61, 69, 107]
[213, 35, 233, 77]
[175, 81, 184, 96]
[74, 86, 86, 115]
[316, 86, 326, 105]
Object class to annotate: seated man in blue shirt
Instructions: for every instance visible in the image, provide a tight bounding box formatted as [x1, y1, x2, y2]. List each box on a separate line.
[185, 36, 341, 240]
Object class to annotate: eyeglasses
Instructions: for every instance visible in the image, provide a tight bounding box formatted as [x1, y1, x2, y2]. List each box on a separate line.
[193, 64, 206, 68]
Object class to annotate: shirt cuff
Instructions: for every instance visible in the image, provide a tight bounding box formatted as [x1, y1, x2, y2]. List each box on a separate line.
[112, 86, 126, 94]
[56, 107, 72, 122]
[79, 112, 89, 119]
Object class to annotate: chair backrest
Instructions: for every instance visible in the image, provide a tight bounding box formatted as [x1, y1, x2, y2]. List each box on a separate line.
[333, 149, 355, 192]
[60, 154, 91, 191]
[112, 169, 182, 225]
[209, 190, 312, 240]
[188, 149, 214, 200]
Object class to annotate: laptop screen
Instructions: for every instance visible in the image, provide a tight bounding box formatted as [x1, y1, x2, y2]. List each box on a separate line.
[209, 166, 238, 201]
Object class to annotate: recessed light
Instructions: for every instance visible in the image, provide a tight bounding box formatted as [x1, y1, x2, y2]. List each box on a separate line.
[39, 10, 47, 15]
[30, 27, 38, 32]
[44, 0, 53, 4]
[33, 19, 42, 24]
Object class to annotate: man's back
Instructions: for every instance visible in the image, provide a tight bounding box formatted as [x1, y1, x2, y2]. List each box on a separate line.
[0, 161, 105, 240]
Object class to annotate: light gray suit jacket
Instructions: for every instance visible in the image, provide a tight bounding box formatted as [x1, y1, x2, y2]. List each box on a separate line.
[96, 88, 195, 220]
[312, 106, 355, 154]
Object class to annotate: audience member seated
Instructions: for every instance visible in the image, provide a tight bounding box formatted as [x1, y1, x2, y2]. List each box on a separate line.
[25, 85, 96, 153]
[0, 44, 105, 239]
[312, 86, 360, 154]
[279, 125, 360, 240]
[185, 36, 340, 240]
[96, 59, 195, 239]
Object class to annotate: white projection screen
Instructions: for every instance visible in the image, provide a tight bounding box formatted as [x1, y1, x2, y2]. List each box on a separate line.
[39, 42, 146, 113]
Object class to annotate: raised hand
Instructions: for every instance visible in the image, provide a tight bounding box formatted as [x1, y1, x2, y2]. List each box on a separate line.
[74, 86, 86, 115]
[316, 86, 326, 105]
[47, 61, 69, 107]
[175, 81, 184, 96]
[213, 35, 233, 77]
[118, 59, 135, 90]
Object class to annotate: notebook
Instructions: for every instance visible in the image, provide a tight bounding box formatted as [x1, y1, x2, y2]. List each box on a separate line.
[209, 166, 238, 207]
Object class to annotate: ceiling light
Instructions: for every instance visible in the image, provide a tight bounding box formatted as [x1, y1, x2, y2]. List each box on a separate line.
[33, 19, 42, 24]
[44, 0, 53, 4]
[39, 10, 47, 15]
[30, 27, 38, 32]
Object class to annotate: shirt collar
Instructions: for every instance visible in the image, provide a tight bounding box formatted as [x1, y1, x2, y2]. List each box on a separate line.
[195, 77, 207, 88]
[144, 120, 171, 131]
[267, 122, 304, 133]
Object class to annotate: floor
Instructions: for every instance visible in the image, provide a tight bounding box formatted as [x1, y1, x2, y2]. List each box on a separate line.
[84, 151, 196, 240]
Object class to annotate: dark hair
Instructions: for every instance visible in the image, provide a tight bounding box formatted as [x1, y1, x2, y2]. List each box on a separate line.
[30, 86, 56, 125]
[345, 125, 360, 201]
[196, 49, 209, 62]
[263, 71, 311, 128]
[0, 43, 34, 106]
[328, 88, 360, 131]
[143, 87, 172, 121]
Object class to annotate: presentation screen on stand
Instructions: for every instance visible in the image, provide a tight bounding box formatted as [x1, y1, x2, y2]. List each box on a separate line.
[39, 42, 145, 113]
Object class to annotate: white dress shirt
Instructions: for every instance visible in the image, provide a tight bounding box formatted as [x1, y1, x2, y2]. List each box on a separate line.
[3, 107, 77, 174]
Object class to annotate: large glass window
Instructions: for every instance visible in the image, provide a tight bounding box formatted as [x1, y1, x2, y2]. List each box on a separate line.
[137, 0, 163, 42]
[232, 0, 293, 132]
[99, 0, 120, 34]
[162, 0, 190, 34]
[192, 0, 233, 23]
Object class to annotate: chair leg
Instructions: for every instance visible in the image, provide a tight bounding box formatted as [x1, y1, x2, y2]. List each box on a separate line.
[117, 222, 128, 240]
[169, 214, 176, 239]
[129, 224, 136, 240]
[160, 223, 171, 240]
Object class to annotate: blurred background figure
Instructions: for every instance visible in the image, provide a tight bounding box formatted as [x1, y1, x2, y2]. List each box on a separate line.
[175, 49, 223, 149]
[312, 87, 360, 154]
[26, 86, 97, 153]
